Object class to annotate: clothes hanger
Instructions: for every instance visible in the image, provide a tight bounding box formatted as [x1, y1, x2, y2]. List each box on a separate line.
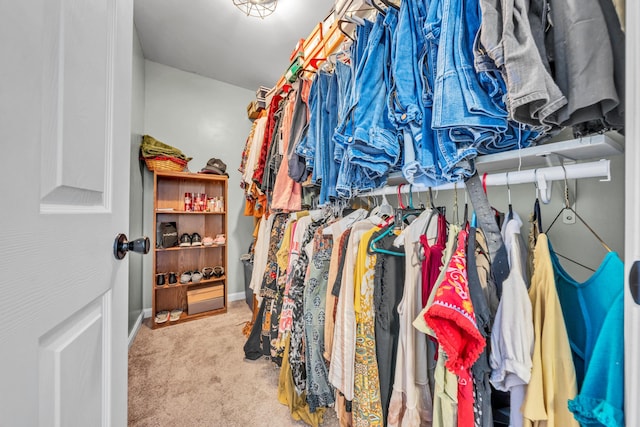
[370, 193, 394, 219]
[506, 171, 513, 222]
[364, 0, 387, 15]
[378, 0, 399, 11]
[546, 165, 612, 253]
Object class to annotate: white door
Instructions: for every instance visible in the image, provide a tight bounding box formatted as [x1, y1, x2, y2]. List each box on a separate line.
[627, 1, 640, 425]
[0, 0, 133, 426]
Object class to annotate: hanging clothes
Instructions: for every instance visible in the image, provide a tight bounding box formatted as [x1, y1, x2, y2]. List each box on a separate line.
[387, 209, 438, 427]
[278, 335, 328, 427]
[424, 229, 485, 427]
[290, 216, 326, 395]
[490, 213, 534, 427]
[330, 218, 380, 402]
[567, 293, 624, 427]
[353, 226, 384, 426]
[304, 228, 335, 412]
[466, 227, 497, 427]
[522, 233, 579, 427]
[414, 223, 461, 427]
[549, 244, 625, 426]
[271, 89, 302, 211]
[370, 227, 406, 423]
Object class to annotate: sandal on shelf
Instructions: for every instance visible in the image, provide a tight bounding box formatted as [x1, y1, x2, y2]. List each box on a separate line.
[202, 266, 214, 279]
[191, 270, 203, 283]
[155, 310, 169, 324]
[212, 234, 226, 245]
[169, 309, 183, 322]
[180, 271, 192, 284]
[202, 236, 214, 246]
[212, 265, 224, 277]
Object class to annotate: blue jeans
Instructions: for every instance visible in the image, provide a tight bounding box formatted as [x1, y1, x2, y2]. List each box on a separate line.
[335, 14, 400, 197]
[318, 71, 339, 205]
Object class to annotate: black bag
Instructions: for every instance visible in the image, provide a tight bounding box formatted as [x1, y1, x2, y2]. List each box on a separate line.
[157, 222, 178, 248]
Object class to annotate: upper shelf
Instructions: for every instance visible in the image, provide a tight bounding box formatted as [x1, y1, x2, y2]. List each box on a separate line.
[474, 132, 624, 173]
[386, 133, 623, 185]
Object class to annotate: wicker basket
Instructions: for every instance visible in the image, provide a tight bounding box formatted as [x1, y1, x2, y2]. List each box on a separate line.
[144, 156, 187, 172]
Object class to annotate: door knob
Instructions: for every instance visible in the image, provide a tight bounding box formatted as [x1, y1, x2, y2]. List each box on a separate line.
[630, 261, 640, 305]
[113, 234, 150, 260]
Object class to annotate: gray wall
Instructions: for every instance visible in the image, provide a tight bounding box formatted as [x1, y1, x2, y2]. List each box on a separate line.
[142, 60, 255, 310]
[128, 26, 146, 333]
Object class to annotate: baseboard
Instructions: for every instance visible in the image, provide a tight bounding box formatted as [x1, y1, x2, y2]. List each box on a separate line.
[128, 312, 144, 348]
[228, 291, 247, 302]
[143, 307, 152, 319]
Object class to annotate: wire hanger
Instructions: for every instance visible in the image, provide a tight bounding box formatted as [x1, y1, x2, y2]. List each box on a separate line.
[506, 171, 513, 222]
[546, 165, 612, 253]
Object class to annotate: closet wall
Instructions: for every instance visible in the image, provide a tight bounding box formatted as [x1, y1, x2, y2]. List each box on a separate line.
[141, 60, 255, 309]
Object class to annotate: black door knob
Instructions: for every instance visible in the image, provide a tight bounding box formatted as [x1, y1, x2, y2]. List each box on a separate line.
[113, 234, 150, 260]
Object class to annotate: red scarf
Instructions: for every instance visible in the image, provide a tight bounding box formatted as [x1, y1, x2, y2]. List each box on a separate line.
[424, 229, 485, 427]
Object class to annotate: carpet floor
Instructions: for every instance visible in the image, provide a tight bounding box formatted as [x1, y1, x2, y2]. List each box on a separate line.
[128, 300, 339, 426]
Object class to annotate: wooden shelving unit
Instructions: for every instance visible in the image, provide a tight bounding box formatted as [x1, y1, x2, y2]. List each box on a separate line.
[152, 170, 228, 328]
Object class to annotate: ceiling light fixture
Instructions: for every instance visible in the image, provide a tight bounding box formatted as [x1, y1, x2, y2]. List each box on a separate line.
[233, 0, 278, 19]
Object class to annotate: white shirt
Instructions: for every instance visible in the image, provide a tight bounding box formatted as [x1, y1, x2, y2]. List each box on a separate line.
[490, 213, 534, 427]
[329, 218, 378, 400]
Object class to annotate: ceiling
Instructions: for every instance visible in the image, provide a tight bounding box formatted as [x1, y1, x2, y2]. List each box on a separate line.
[134, 0, 336, 91]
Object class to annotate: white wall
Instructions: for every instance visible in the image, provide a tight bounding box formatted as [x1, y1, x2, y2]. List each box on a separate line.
[142, 61, 255, 309]
[128, 25, 145, 332]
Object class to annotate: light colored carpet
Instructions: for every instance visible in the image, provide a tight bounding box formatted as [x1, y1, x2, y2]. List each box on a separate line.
[128, 300, 340, 427]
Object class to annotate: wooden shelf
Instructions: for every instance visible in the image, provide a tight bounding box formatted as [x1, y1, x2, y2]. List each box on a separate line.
[156, 210, 226, 215]
[154, 276, 227, 290]
[156, 244, 226, 252]
[152, 306, 228, 328]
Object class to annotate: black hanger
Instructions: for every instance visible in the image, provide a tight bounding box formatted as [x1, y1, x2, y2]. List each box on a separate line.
[338, 20, 355, 42]
[379, 0, 399, 10]
[364, 0, 386, 15]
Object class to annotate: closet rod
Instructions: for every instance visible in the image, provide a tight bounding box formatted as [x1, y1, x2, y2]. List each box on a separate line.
[361, 159, 611, 196]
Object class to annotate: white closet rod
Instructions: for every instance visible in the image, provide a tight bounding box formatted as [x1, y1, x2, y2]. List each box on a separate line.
[361, 159, 611, 196]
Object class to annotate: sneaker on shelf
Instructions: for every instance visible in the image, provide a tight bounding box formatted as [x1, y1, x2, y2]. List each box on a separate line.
[191, 270, 203, 283]
[191, 232, 202, 246]
[202, 236, 214, 246]
[180, 271, 192, 284]
[179, 233, 192, 247]
[212, 234, 226, 245]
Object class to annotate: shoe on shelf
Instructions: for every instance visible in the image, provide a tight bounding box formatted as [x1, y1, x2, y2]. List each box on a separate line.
[191, 270, 203, 283]
[202, 266, 214, 279]
[180, 271, 192, 284]
[179, 233, 192, 247]
[155, 310, 169, 324]
[212, 265, 224, 277]
[191, 232, 202, 246]
[202, 236, 214, 246]
[212, 234, 226, 245]
[169, 309, 183, 322]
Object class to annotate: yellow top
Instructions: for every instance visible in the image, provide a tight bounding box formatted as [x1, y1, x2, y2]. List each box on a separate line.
[523, 234, 579, 427]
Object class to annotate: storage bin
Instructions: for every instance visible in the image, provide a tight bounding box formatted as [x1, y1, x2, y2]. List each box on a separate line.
[187, 285, 225, 315]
